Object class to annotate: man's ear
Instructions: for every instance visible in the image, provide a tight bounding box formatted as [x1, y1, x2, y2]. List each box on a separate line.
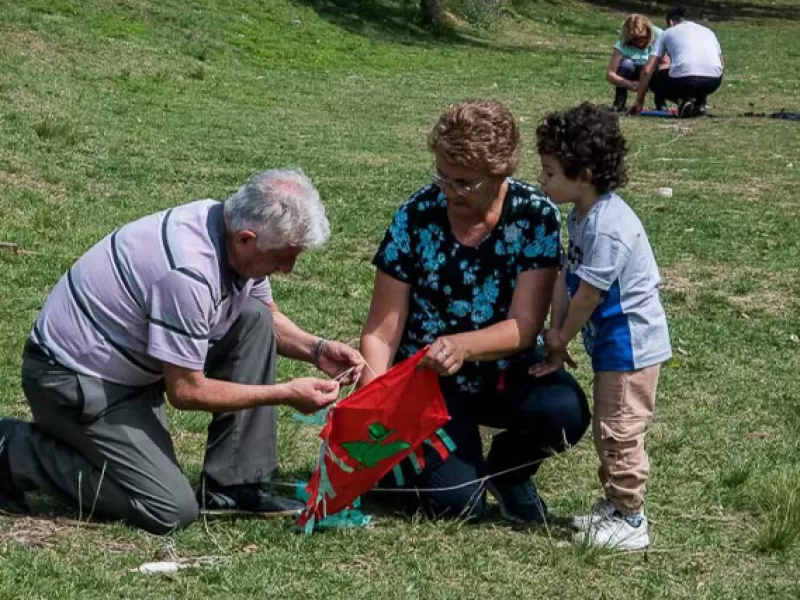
[233, 229, 257, 246]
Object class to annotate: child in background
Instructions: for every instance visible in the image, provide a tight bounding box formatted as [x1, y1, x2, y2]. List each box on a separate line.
[531, 103, 672, 550]
[606, 14, 667, 112]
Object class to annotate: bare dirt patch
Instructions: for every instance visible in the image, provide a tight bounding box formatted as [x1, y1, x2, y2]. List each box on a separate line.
[0, 31, 54, 58]
[661, 260, 795, 315]
[0, 169, 67, 201]
[0, 515, 138, 551]
[729, 290, 792, 315]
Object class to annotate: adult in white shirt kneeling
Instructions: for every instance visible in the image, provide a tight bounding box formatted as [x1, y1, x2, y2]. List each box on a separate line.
[632, 4, 724, 118]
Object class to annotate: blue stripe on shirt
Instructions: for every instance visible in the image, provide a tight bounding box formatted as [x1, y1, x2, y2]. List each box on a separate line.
[66, 269, 161, 375]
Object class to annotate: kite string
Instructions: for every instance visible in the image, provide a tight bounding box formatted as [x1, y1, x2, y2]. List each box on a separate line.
[330, 359, 378, 403]
[269, 455, 547, 495]
[301, 357, 540, 494]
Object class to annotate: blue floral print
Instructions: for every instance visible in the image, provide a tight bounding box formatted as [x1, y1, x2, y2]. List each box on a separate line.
[373, 179, 561, 394]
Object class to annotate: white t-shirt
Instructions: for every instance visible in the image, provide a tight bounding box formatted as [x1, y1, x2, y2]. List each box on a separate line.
[651, 21, 723, 78]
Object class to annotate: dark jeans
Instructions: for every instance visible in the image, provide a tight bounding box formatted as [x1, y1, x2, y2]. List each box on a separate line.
[613, 59, 642, 108]
[649, 70, 723, 106]
[377, 353, 590, 520]
[614, 59, 667, 109]
[617, 58, 642, 83]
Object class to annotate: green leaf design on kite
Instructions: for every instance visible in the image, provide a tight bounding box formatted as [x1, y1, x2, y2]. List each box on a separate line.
[367, 422, 391, 442]
[341, 422, 411, 469]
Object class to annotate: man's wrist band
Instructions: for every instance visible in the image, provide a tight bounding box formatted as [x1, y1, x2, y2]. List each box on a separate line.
[313, 338, 328, 367]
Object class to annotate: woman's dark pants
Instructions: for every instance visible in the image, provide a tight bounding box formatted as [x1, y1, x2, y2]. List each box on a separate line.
[378, 357, 590, 521]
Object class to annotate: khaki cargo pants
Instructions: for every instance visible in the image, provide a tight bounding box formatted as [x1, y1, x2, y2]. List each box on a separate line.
[593, 365, 660, 514]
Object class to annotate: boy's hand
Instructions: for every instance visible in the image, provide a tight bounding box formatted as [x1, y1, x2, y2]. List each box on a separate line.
[544, 328, 567, 353]
[529, 328, 576, 377]
[529, 348, 577, 378]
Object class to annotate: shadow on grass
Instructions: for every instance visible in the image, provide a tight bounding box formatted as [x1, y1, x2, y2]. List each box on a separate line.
[290, 0, 576, 54]
[580, 0, 800, 22]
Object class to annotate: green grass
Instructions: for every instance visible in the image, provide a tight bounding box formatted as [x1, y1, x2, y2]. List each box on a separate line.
[1, 0, 799, 598]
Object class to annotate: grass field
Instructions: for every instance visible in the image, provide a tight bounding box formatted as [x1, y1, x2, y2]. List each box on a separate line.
[1, 0, 798, 598]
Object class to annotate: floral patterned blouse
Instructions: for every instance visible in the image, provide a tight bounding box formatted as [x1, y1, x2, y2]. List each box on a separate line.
[373, 179, 561, 394]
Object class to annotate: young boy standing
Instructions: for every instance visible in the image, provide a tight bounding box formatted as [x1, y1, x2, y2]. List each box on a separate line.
[531, 103, 671, 550]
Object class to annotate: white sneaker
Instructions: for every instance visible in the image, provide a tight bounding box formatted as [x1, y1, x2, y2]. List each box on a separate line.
[573, 513, 650, 551]
[571, 497, 615, 531]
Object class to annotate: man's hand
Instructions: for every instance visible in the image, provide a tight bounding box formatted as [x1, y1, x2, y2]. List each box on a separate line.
[628, 102, 643, 115]
[318, 341, 365, 385]
[286, 377, 340, 414]
[627, 80, 640, 92]
[419, 336, 466, 376]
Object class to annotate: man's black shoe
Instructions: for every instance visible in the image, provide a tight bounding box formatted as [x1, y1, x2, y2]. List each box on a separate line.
[678, 99, 696, 119]
[197, 482, 304, 515]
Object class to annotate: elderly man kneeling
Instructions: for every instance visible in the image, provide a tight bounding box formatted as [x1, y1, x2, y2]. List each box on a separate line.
[0, 169, 364, 534]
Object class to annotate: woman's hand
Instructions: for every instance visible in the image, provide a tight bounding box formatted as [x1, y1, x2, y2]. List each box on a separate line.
[419, 336, 466, 376]
[318, 341, 365, 386]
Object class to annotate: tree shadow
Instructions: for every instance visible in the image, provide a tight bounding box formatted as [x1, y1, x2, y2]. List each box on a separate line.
[291, 0, 465, 45]
[290, 0, 571, 54]
[580, 0, 800, 22]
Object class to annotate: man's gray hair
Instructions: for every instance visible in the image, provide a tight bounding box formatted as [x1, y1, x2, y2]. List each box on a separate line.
[224, 169, 330, 250]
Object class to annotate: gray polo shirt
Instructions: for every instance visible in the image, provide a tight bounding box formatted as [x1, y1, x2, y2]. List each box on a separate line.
[30, 200, 273, 386]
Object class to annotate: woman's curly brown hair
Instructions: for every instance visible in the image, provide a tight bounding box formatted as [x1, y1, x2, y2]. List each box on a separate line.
[536, 103, 628, 193]
[428, 100, 521, 177]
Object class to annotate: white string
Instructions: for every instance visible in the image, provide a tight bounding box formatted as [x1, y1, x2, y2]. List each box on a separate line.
[362, 361, 378, 380]
[296, 360, 545, 495]
[333, 367, 356, 383]
[268, 455, 547, 494]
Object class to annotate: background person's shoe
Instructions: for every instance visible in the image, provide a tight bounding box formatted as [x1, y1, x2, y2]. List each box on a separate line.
[571, 497, 615, 530]
[678, 99, 696, 118]
[197, 482, 304, 515]
[487, 480, 547, 524]
[573, 512, 650, 550]
[0, 418, 30, 515]
[610, 87, 627, 113]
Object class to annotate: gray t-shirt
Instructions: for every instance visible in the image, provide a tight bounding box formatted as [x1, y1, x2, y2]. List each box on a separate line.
[30, 200, 273, 386]
[566, 193, 672, 371]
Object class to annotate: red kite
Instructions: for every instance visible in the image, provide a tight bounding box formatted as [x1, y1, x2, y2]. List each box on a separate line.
[297, 349, 453, 532]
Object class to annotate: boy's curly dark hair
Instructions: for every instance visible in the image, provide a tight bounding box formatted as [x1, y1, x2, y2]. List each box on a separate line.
[536, 103, 628, 193]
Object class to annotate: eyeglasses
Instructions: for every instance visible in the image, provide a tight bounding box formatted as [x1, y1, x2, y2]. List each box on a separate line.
[428, 166, 485, 195]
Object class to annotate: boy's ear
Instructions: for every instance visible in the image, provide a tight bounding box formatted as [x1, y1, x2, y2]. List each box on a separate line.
[578, 167, 593, 185]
